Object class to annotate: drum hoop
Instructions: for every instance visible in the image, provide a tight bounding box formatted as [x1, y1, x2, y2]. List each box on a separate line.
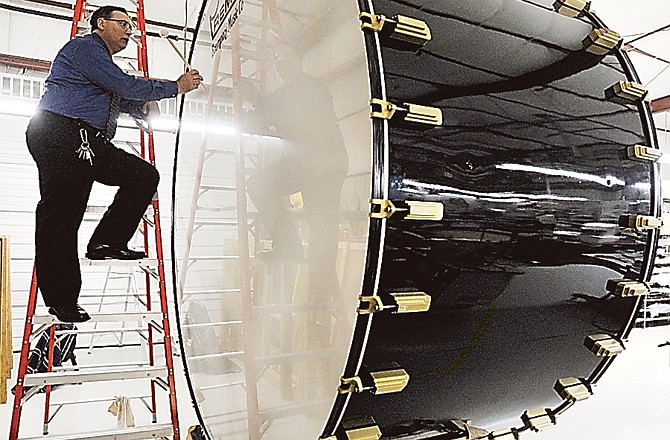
[320, 0, 390, 437]
[575, 9, 661, 395]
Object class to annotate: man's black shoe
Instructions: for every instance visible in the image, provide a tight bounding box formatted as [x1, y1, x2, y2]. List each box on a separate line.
[86, 243, 146, 260]
[48, 305, 91, 323]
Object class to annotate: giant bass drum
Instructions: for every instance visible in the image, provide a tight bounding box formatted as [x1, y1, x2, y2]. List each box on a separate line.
[172, 0, 661, 438]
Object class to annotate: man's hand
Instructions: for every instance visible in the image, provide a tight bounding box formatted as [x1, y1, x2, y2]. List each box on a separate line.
[177, 69, 203, 94]
[142, 101, 160, 119]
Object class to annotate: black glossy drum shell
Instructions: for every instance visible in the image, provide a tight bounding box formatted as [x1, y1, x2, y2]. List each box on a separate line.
[341, 0, 658, 434]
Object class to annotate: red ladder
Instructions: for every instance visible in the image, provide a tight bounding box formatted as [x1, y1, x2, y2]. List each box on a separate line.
[9, 0, 181, 438]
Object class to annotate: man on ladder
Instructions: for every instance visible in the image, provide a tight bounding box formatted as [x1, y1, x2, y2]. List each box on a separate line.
[26, 5, 202, 322]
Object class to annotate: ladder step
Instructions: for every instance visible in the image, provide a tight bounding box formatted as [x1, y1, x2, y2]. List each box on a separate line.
[23, 366, 167, 387]
[18, 423, 173, 440]
[33, 311, 163, 324]
[80, 258, 158, 267]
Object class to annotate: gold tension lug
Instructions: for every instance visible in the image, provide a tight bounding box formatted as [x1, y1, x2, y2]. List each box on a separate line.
[369, 199, 443, 221]
[554, 377, 592, 402]
[339, 368, 409, 396]
[582, 28, 622, 55]
[521, 408, 556, 432]
[370, 99, 442, 127]
[606, 278, 651, 298]
[627, 144, 662, 162]
[359, 13, 431, 47]
[605, 81, 648, 105]
[584, 334, 624, 357]
[553, 0, 591, 17]
[357, 292, 431, 315]
[618, 214, 663, 231]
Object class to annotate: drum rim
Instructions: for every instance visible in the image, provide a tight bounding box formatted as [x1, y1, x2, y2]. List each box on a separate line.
[320, 0, 390, 436]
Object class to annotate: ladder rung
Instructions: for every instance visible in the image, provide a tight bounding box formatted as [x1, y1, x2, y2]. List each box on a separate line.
[182, 320, 242, 329]
[199, 380, 244, 391]
[193, 220, 238, 226]
[23, 366, 167, 386]
[18, 423, 173, 440]
[55, 326, 153, 336]
[182, 288, 241, 296]
[188, 350, 244, 361]
[204, 148, 236, 155]
[200, 184, 236, 191]
[188, 255, 240, 260]
[85, 205, 107, 213]
[196, 206, 237, 212]
[253, 303, 328, 314]
[33, 311, 163, 324]
[51, 394, 151, 406]
[78, 292, 144, 298]
[80, 258, 158, 266]
[54, 361, 150, 371]
[256, 348, 340, 365]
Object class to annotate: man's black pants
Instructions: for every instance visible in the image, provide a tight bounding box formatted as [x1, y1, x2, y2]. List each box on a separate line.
[26, 110, 159, 307]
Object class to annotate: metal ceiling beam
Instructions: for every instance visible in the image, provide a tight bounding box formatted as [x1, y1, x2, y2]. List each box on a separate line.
[10, 0, 196, 34]
[651, 95, 670, 113]
[0, 53, 51, 72]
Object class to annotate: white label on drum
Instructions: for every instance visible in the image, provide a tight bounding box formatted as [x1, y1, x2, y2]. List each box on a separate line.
[208, 0, 245, 53]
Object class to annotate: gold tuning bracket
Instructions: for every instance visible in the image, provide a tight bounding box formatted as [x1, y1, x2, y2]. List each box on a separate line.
[521, 408, 556, 432]
[554, 377, 592, 402]
[357, 295, 385, 314]
[584, 334, 624, 357]
[605, 81, 648, 105]
[359, 12, 385, 32]
[369, 198, 396, 219]
[488, 429, 519, 440]
[357, 292, 431, 315]
[369, 199, 443, 221]
[338, 376, 364, 394]
[627, 144, 662, 162]
[370, 98, 397, 121]
[338, 367, 409, 395]
[359, 13, 431, 48]
[370, 99, 442, 127]
[606, 278, 651, 298]
[582, 28, 622, 55]
[618, 214, 663, 231]
[553, 0, 591, 17]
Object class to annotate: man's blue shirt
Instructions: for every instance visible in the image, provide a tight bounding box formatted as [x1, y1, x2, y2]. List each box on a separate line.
[38, 33, 178, 130]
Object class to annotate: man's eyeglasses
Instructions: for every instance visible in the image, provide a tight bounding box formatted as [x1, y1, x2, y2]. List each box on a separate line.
[104, 18, 134, 30]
